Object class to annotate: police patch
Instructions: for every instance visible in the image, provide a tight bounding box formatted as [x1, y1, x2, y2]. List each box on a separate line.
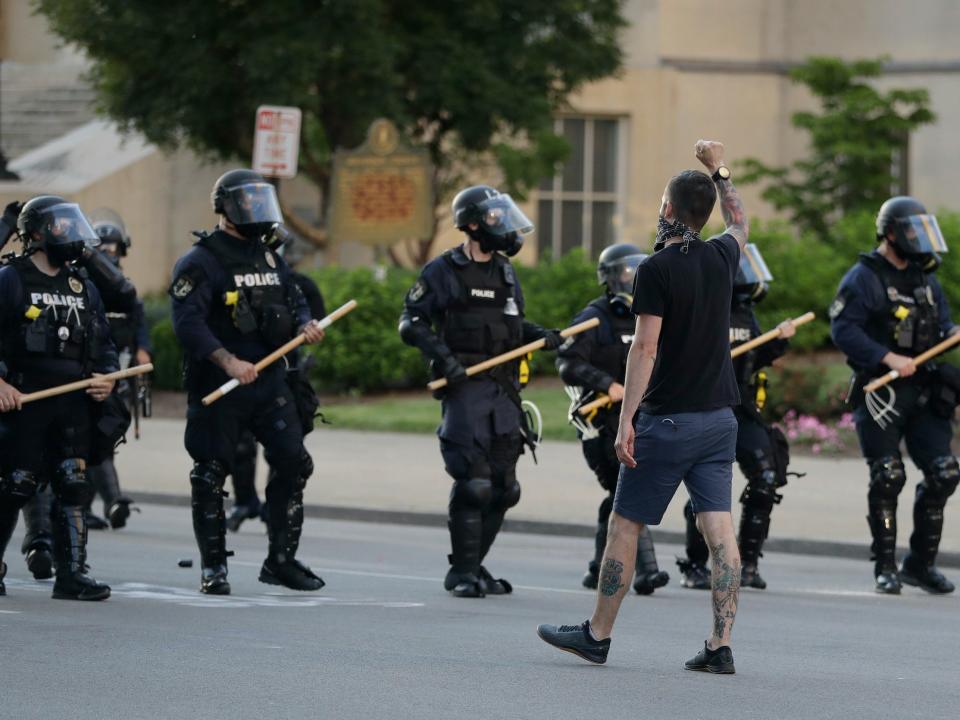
[407, 280, 427, 302]
[68, 277, 84, 294]
[171, 275, 196, 299]
[265, 252, 277, 269]
[828, 295, 846, 319]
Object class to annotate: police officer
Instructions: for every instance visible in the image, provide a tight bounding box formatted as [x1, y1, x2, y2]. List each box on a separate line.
[0, 196, 117, 600]
[16, 210, 140, 579]
[170, 169, 325, 595]
[399, 185, 561, 598]
[676, 244, 796, 590]
[831, 196, 957, 595]
[557, 243, 670, 594]
[227, 235, 326, 532]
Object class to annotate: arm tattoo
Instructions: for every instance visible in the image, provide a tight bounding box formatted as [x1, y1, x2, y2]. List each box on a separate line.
[208, 348, 235, 371]
[716, 178, 749, 248]
[599, 558, 626, 597]
[710, 543, 741, 642]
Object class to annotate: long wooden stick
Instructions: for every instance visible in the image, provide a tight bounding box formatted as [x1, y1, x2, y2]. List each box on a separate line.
[577, 310, 817, 417]
[202, 299, 358, 406]
[20, 363, 154, 404]
[864, 332, 960, 393]
[730, 311, 816, 358]
[427, 317, 600, 391]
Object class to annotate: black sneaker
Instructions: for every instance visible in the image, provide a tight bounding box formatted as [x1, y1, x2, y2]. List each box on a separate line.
[741, 564, 767, 590]
[86, 513, 109, 531]
[684, 642, 735, 674]
[536, 621, 610, 664]
[900, 556, 955, 595]
[633, 570, 669, 595]
[677, 559, 711, 590]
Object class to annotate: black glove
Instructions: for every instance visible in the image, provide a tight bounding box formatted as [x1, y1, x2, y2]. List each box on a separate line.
[541, 329, 563, 351]
[2, 201, 21, 226]
[432, 355, 468, 399]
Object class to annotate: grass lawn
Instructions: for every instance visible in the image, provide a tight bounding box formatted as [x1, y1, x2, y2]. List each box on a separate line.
[321, 382, 582, 442]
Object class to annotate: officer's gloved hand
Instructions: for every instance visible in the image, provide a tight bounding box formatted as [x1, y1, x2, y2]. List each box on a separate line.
[1, 201, 22, 243]
[432, 355, 468, 399]
[541, 329, 564, 351]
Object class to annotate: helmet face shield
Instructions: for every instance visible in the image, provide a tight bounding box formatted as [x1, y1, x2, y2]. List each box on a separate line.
[892, 214, 948, 257]
[735, 243, 773, 287]
[221, 182, 283, 232]
[475, 194, 533, 238]
[35, 203, 98, 264]
[599, 253, 646, 296]
[88, 208, 129, 254]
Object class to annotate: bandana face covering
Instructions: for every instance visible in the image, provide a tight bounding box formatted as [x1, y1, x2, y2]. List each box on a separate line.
[654, 215, 701, 254]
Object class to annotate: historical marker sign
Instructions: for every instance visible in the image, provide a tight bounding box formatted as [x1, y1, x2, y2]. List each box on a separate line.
[252, 105, 301, 179]
[329, 118, 434, 246]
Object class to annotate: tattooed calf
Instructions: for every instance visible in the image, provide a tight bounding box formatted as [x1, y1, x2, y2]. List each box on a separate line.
[710, 542, 741, 641]
[599, 558, 626, 597]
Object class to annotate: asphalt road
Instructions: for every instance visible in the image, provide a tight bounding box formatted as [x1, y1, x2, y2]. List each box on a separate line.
[2, 505, 957, 720]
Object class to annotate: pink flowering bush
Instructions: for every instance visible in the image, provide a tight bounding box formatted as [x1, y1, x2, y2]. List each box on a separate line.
[776, 410, 857, 455]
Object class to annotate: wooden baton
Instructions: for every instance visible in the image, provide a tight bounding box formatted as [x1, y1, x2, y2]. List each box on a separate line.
[730, 311, 816, 358]
[427, 317, 600, 392]
[201, 299, 358, 406]
[863, 332, 960, 394]
[19, 363, 154, 405]
[577, 310, 817, 417]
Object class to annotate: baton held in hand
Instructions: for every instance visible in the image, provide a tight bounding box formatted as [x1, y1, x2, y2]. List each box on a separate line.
[20, 363, 154, 405]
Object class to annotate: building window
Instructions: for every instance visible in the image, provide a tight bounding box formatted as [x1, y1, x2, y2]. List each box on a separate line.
[538, 116, 626, 259]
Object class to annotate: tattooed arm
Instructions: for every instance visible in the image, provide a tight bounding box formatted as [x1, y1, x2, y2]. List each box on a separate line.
[695, 139, 749, 250]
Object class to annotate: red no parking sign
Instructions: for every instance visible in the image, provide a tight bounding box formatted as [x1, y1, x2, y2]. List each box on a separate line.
[252, 105, 302, 179]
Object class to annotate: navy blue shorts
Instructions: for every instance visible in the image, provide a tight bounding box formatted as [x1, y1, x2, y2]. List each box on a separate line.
[613, 407, 737, 525]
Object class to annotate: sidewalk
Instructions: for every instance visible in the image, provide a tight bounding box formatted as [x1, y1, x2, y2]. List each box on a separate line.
[115, 419, 960, 564]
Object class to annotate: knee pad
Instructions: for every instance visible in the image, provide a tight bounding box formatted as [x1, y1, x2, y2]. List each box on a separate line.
[451, 477, 493, 511]
[499, 479, 521, 509]
[190, 460, 227, 499]
[739, 447, 780, 484]
[868, 456, 907, 501]
[54, 459, 92, 506]
[919, 456, 960, 504]
[0, 469, 40, 505]
[299, 448, 314, 482]
[739, 470, 782, 511]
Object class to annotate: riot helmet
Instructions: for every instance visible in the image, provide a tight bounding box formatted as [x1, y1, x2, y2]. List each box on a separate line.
[876, 196, 948, 260]
[17, 195, 98, 267]
[597, 243, 646, 305]
[88, 207, 131, 257]
[211, 169, 283, 240]
[733, 243, 773, 304]
[452, 185, 533, 257]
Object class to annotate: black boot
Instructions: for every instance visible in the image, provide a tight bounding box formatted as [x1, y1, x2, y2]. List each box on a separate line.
[90, 459, 135, 530]
[51, 505, 110, 601]
[444, 509, 484, 598]
[260, 474, 323, 591]
[902, 483, 955, 594]
[226, 501, 262, 533]
[191, 462, 231, 595]
[2, 470, 43, 595]
[477, 508, 511, 595]
[738, 505, 772, 590]
[867, 503, 900, 595]
[633, 525, 669, 595]
[21, 487, 55, 580]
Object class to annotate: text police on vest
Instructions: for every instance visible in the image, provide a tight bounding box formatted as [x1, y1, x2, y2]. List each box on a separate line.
[31, 292, 86, 309]
[233, 272, 281, 288]
[470, 288, 496, 300]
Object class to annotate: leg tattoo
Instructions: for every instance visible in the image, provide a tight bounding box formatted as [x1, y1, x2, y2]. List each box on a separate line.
[599, 558, 626, 597]
[710, 543, 741, 643]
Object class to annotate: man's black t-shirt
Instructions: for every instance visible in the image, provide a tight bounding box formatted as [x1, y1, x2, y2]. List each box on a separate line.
[631, 234, 741, 414]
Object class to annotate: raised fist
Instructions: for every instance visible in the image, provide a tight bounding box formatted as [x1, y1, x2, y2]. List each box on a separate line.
[695, 140, 725, 173]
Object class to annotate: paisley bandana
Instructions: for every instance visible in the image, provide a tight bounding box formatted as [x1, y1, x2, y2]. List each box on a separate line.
[654, 215, 701, 254]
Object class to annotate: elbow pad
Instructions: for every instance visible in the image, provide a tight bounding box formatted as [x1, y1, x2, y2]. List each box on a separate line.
[398, 311, 452, 362]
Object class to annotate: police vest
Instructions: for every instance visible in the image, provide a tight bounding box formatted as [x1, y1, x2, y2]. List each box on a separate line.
[730, 302, 758, 387]
[586, 296, 635, 383]
[5, 256, 96, 378]
[858, 253, 939, 356]
[438, 250, 523, 365]
[197, 231, 295, 349]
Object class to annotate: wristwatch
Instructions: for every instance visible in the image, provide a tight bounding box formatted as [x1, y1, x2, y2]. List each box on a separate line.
[712, 166, 731, 182]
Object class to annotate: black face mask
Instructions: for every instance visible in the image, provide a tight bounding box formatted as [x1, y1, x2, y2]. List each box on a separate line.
[467, 226, 523, 257]
[654, 216, 700, 254]
[45, 240, 84, 267]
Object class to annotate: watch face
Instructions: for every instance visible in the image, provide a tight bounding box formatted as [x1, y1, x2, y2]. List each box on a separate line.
[718, 166, 731, 179]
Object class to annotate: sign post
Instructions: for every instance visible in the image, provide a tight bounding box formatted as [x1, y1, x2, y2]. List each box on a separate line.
[252, 105, 302, 179]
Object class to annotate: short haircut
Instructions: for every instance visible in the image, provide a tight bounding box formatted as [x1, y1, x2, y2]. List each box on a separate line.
[666, 170, 717, 231]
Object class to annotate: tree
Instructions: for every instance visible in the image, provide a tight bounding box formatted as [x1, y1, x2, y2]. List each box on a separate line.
[739, 57, 935, 239]
[36, 0, 625, 264]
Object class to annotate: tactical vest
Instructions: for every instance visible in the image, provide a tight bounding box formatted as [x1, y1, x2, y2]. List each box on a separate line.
[438, 250, 523, 366]
[586, 296, 635, 383]
[105, 311, 137, 352]
[5, 256, 96, 379]
[858, 253, 939, 356]
[197, 231, 295, 350]
[730, 302, 758, 387]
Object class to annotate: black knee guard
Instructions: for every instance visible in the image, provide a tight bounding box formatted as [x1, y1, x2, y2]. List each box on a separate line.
[910, 456, 960, 565]
[450, 477, 493, 512]
[738, 456, 782, 567]
[190, 461, 229, 568]
[1, 470, 41, 561]
[446, 477, 492, 581]
[53, 459, 92, 506]
[866, 456, 907, 569]
[683, 500, 709, 566]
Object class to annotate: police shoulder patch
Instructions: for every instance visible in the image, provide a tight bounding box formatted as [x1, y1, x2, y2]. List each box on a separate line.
[407, 280, 427, 303]
[828, 294, 846, 320]
[502, 263, 516, 285]
[265, 252, 277, 268]
[170, 274, 196, 300]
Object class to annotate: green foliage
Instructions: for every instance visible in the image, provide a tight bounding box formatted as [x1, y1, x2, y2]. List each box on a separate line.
[149, 318, 183, 391]
[739, 57, 935, 239]
[37, 0, 626, 228]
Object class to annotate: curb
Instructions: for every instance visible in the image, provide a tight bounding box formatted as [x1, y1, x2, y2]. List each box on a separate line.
[132, 491, 960, 569]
